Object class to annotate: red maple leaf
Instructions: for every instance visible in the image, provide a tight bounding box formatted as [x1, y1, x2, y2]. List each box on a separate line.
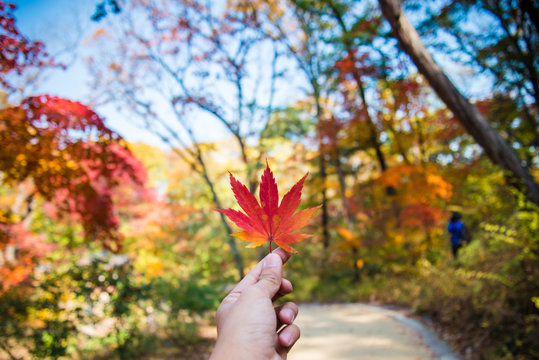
[217, 163, 320, 254]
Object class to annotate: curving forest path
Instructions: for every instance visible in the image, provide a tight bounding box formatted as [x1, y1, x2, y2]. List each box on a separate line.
[287, 303, 459, 360]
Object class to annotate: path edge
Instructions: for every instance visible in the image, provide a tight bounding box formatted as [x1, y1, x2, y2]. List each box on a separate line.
[357, 304, 460, 360]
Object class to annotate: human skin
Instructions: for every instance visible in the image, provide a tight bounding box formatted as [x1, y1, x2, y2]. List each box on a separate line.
[210, 249, 300, 360]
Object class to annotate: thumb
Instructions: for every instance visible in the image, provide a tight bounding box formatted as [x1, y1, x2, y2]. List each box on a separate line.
[255, 253, 283, 298]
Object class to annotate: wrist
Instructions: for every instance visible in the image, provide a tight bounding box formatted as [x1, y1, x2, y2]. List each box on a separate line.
[211, 334, 274, 360]
[210, 337, 248, 360]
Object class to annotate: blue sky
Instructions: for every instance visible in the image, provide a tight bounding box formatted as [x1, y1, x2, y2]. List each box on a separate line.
[11, 0, 301, 150]
[14, 0, 99, 101]
[11, 1, 494, 150]
[12, 0, 190, 148]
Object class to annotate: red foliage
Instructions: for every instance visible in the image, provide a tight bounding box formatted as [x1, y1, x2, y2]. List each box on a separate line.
[399, 203, 445, 229]
[0, 1, 50, 89]
[0, 96, 147, 250]
[376, 165, 452, 230]
[0, 3, 148, 292]
[332, 50, 379, 81]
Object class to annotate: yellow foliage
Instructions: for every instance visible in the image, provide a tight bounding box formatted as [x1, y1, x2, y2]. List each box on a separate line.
[389, 232, 405, 245]
[380, 88, 392, 101]
[227, 0, 286, 23]
[455, 268, 507, 285]
[59, 292, 74, 303]
[146, 261, 164, 277]
[336, 226, 361, 250]
[134, 237, 155, 250]
[26, 126, 37, 135]
[336, 227, 355, 242]
[35, 308, 55, 321]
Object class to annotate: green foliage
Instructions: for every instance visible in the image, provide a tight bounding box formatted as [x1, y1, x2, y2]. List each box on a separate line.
[0, 247, 223, 359]
[333, 207, 538, 359]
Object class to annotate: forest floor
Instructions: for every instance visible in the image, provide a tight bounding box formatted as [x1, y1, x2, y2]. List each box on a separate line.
[286, 303, 460, 360]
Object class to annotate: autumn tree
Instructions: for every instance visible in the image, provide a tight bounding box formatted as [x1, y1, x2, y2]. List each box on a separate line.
[412, 0, 538, 121]
[409, 0, 539, 175]
[231, 0, 365, 249]
[379, 0, 539, 206]
[87, 0, 304, 278]
[0, 2, 147, 291]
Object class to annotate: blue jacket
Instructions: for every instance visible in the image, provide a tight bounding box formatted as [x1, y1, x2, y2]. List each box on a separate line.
[447, 220, 464, 245]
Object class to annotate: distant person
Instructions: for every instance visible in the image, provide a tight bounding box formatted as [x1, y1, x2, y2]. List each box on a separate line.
[447, 211, 470, 258]
[210, 249, 300, 360]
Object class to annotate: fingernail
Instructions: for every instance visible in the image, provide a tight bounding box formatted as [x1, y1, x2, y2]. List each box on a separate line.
[264, 253, 280, 268]
[283, 309, 295, 322]
[281, 332, 293, 346]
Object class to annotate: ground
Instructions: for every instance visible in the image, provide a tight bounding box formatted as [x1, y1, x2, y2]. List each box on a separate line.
[287, 303, 459, 360]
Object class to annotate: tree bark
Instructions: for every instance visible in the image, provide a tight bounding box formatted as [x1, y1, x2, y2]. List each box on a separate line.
[315, 95, 331, 249]
[379, 0, 539, 206]
[319, 149, 331, 249]
[196, 150, 245, 279]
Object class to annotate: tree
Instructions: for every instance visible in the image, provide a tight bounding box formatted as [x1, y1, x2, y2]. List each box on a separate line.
[0, 96, 147, 246]
[406, 0, 538, 172]
[259, 0, 335, 248]
[87, 0, 297, 278]
[0, 96, 147, 289]
[0, 2, 147, 291]
[379, 0, 539, 206]
[413, 0, 538, 122]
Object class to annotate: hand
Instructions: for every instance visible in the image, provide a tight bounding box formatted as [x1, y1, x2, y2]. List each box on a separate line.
[210, 248, 300, 360]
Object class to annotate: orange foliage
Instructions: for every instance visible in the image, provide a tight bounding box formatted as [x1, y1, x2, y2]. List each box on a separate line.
[0, 223, 54, 292]
[377, 165, 451, 229]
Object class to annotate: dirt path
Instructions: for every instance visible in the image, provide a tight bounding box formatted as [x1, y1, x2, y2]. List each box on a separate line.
[287, 303, 459, 360]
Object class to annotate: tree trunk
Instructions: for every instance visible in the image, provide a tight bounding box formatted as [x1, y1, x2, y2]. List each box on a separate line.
[171, 145, 245, 279]
[379, 0, 539, 206]
[195, 150, 245, 279]
[313, 84, 331, 249]
[334, 154, 360, 280]
[319, 145, 331, 249]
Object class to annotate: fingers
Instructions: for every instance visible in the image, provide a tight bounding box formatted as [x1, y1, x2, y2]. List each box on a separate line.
[276, 323, 300, 356]
[273, 247, 292, 265]
[254, 253, 283, 298]
[273, 278, 293, 302]
[227, 248, 292, 297]
[275, 302, 298, 329]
